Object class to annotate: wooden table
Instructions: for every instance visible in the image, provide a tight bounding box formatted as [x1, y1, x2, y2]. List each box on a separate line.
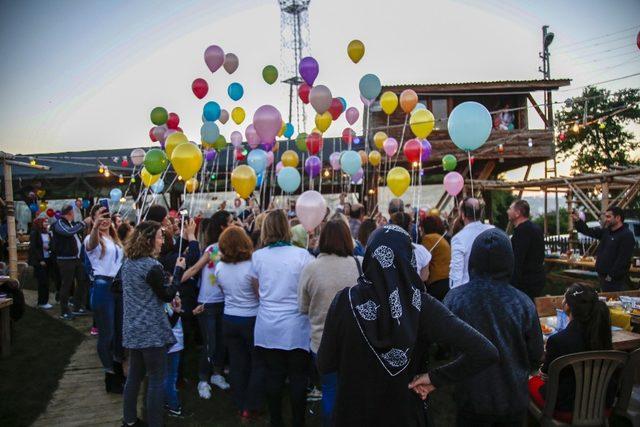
[545, 257, 640, 274]
[0, 297, 13, 357]
[540, 315, 640, 352]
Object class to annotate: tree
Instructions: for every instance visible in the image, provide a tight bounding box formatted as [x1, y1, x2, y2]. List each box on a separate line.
[533, 208, 570, 235]
[555, 86, 640, 173]
[490, 190, 516, 231]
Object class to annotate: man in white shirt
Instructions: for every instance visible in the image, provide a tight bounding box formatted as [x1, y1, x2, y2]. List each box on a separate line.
[449, 197, 494, 289]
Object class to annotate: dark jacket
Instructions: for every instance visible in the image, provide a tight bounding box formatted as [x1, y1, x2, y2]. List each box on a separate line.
[575, 221, 635, 280]
[51, 218, 85, 260]
[511, 220, 545, 295]
[28, 230, 50, 266]
[444, 228, 544, 417]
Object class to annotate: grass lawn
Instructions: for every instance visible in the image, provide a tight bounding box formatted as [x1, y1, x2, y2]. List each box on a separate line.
[0, 306, 84, 427]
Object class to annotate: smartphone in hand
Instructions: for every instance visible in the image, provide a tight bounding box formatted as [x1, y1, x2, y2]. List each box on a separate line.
[99, 199, 109, 211]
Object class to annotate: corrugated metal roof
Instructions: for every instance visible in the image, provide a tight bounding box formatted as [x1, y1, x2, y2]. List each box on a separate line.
[383, 78, 571, 91]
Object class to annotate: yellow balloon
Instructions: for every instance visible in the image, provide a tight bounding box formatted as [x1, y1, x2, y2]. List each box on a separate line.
[369, 150, 381, 167]
[380, 91, 398, 115]
[428, 208, 440, 217]
[373, 131, 387, 150]
[201, 139, 215, 150]
[347, 39, 365, 64]
[278, 121, 286, 137]
[358, 150, 368, 165]
[314, 112, 332, 133]
[39, 202, 47, 212]
[141, 167, 160, 187]
[231, 165, 257, 199]
[311, 127, 322, 136]
[231, 107, 246, 125]
[185, 177, 199, 193]
[171, 142, 203, 181]
[165, 132, 188, 158]
[387, 167, 410, 197]
[409, 109, 435, 139]
[281, 150, 299, 167]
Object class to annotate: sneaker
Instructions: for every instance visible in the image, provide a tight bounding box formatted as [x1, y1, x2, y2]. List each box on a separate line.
[72, 308, 88, 316]
[38, 303, 53, 310]
[210, 374, 230, 390]
[90, 327, 99, 336]
[306, 386, 322, 402]
[166, 406, 183, 417]
[59, 313, 75, 321]
[197, 381, 211, 399]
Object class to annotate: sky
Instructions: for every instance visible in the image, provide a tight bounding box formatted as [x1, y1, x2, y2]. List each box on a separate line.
[0, 0, 639, 181]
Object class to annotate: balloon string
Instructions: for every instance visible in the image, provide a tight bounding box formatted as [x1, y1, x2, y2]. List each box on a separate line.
[415, 160, 423, 243]
[117, 165, 137, 215]
[467, 151, 474, 196]
[224, 148, 230, 195]
[177, 185, 187, 259]
[392, 114, 408, 170]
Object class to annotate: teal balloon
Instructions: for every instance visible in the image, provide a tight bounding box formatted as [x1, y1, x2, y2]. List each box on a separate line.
[109, 188, 122, 202]
[247, 149, 268, 174]
[338, 97, 347, 111]
[340, 150, 362, 176]
[201, 121, 220, 144]
[227, 83, 244, 101]
[203, 101, 221, 121]
[150, 180, 164, 193]
[277, 167, 301, 193]
[359, 74, 381, 101]
[284, 123, 294, 139]
[447, 101, 493, 151]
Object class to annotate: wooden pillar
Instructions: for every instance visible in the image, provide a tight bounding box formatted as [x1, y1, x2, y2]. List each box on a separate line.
[543, 187, 549, 236]
[567, 189, 574, 254]
[2, 160, 18, 280]
[601, 179, 609, 215]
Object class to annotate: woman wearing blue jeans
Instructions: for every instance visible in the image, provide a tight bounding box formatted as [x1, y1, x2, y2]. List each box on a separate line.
[84, 205, 124, 393]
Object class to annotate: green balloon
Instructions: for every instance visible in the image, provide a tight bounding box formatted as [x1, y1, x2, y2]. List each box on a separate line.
[442, 154, 457, 172]
[150, 107, 168, 126]
[144, 148, 168, 175]
[295, 133, 308, 152]
[262, 65, 278, 85]
[214, 134, 227, 151]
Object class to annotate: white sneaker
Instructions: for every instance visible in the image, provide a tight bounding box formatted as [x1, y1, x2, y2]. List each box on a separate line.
[210, 374, 230, 390]
[38, 303, 53, 310]
[197, 381, 211, 399]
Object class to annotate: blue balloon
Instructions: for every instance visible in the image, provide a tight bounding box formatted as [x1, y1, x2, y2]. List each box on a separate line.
[284, 123, 294, 139]
[359, 74, 381, 101]
[29, 202, 38, 213]
[150, 180, 164, 193]
[256, 172, 263, 187]
[447, 101, 493, 151]
[110, 188, 123, 202]
[82, 199, 91, 209]
[247, 149, 268, 174]
[203, 101, 221, 121]
[338, 97, 347, 111]
[201, 121, 220, 144]
[277, 167, 301, 193]
[227, 83, 244, 101]
[412, 103, 427, 114]
[340, 150, 362, 176]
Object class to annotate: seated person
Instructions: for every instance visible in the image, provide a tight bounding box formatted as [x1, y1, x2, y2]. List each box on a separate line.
[529, 283, 614, 415]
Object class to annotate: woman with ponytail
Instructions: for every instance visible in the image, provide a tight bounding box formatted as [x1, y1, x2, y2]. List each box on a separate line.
[529, 283, 613, 412]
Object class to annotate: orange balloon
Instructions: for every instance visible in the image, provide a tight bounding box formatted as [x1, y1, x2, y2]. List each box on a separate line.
[358, 150, 368, 165]
[400, 89, 418, 114]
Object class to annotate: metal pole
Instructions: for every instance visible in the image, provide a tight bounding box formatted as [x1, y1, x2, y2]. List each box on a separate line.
[2, 160, 18, 280]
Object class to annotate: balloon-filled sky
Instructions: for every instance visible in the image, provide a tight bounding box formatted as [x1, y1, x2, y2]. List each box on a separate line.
[1, 0, 639, 183]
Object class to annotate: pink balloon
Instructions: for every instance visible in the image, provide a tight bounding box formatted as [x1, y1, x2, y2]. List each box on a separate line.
[266, 151, 274, 167]
[345, 107, 359, 125]
[309, 85, 332, 114]
[219, 109, 229, 124]
[204, 45, 225, 73]
[152, 126, 166, 143]
[245, 125, 260, 149]
[329, 152, 341, 170]
[443, 171, 464, 196]
[252, 105, 282, 144]
[383, 137, 398, 157]
[295, 190, 327, 232]
[276, 161, 284, 174]
[230, 131, 243, 148]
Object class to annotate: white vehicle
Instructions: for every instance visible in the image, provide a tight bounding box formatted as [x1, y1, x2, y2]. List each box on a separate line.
[578, 219, 640, 248]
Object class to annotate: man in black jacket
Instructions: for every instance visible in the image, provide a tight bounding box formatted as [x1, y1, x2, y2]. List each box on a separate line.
[508, 199, 546, 299]
[52, 204, 89, 319]
[572, 206, 635, 291]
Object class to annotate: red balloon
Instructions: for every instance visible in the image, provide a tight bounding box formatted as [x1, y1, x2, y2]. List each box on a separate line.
[637, 31, 640, 50]
[341, 127, 355, 144]
[235, 148, 246, 161]
[192, 78, 209, 99]
[558, 132, 566, 142]
[46, 208, 55, 218]
[149, 127, 158, 142]
[403, 138, 422, 163]
[470, 156, 476, 166]
[167, 113, 180, 130]
[176, 126, 183, 133]
[306, 132, 323, 155]
[121, 159, 129, 167]
[298, 83, 311, 104]
[328, 98, 343, 120]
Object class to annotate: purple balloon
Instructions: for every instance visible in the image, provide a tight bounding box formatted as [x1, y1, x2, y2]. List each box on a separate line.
[304, 155, 322, 178]
[230, 131, 243, 148]
[253, 105, 282, 144]
[299, 57, 319, 86]
[261, 142, 274, 152]
[54, 210, 62, 219]
[205, 149, 217, 162]
[351, 168, 364, 184]
[245, 124, 260, 149]
[421, 140, 432, 162]
[329, 152, 341, 170]
[204, 45, 225, 73]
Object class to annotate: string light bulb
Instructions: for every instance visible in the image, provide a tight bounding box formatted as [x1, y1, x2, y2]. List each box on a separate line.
[29, 158, 36, 166]
[527, 138, 533, 148]
[131, 177, 136, 183]
[98, 165, 105, 174]
[323, 169, 330, 178]
[412, 161, 418, 168]
[497, 144, 504, 154]
[119, 197, 126, 203]
[104, 167, 110, 178]
[572, 123, 580, 133]
[368, 189, 375, 195]
[118, 175, 124, 184]
[178, 175, 183, 181]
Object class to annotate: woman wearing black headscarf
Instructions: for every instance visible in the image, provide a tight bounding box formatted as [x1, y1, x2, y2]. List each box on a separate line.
[317, 225, 499, 426]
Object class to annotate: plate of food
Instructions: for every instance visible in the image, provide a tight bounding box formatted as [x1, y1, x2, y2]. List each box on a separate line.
[540, 323, 555, 335]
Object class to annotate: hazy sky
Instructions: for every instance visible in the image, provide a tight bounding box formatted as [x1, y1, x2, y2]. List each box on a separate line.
[1, 0, 638, 179]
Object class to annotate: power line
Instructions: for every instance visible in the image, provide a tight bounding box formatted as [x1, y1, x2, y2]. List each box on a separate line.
[555, 26, 639, 51]
[572, 50, 638, 66]
[561, 43, 633, 61]
[571, 57, 640, 78]
[559, 72, 640, 92]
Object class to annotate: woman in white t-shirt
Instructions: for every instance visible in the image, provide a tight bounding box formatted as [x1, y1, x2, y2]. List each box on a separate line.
[249, 210, 313, 427]
[215, 226, 263, 420]
[84, 205, 124, 394]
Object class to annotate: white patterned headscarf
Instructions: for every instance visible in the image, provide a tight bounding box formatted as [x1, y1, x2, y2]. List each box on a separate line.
[348, 225, 426, 376]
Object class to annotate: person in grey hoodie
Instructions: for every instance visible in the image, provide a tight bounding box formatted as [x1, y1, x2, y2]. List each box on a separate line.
[444, 228, 544, 426]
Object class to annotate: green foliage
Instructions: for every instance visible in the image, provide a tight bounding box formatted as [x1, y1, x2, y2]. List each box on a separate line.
[533, 208, 570, 235]
[555, 86, 640, 173]
[490, 191, 516, 231]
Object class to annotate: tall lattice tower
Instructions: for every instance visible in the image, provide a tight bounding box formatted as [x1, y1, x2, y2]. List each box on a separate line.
[278, 0, 311, 131]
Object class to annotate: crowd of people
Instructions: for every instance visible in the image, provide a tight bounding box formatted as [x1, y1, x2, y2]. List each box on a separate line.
[19, 194, 637, 426]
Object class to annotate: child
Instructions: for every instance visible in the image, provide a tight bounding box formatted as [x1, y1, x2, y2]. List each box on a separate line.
[165, 297, 184, 416]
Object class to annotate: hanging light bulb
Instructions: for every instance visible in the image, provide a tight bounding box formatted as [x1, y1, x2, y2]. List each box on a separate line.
[119, 197, 126, 203]
[210, 173, 216, 180]
[598, 119, 606, 130]
[98, 165, 105, 174]
[178, 175, 183, 181]
[323, 169, 330, 178]
[131, 177, 136, 183]
[497, 144, 504, 154]
[104, 167, 110, 178]
[412, 161, 418, 168]
[29, 157, 36, 166]
[527, 138, 533, 148]
[368, 189, 375, 195]
[118, 175, 124, 184]
[572, 123, 580, 133]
